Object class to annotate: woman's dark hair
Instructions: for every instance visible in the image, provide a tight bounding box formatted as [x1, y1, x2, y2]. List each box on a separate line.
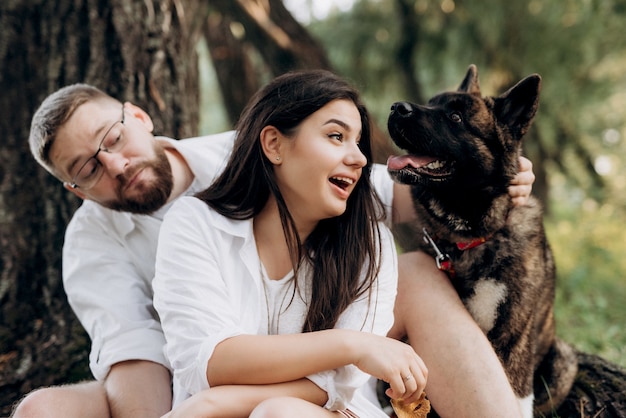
[196, 69, 385, 332]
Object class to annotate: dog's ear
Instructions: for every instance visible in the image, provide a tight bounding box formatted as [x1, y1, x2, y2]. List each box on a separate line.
[458, 64, 481, 95]
[494, 74, 542, 139]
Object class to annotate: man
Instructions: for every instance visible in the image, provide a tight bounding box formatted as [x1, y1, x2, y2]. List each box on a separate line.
[14, 84, 533, 417]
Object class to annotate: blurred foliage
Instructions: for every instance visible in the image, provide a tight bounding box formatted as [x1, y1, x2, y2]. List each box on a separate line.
[547, 175, 626, 367]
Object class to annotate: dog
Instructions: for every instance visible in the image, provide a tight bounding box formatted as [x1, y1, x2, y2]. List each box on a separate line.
[386, 65, 578, 417]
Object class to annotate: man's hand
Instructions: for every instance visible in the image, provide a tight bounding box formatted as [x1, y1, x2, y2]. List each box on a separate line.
[509, 156, 535, 206]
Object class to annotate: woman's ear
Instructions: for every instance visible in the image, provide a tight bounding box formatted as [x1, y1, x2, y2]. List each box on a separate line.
[259, 126, 283, 164]
[124, 102, 154, 133]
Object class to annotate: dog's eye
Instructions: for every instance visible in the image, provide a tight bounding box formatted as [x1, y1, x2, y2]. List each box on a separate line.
[449, 112, 462, 123]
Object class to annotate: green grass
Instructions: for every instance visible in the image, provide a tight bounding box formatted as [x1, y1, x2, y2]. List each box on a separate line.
[547, 202, 626, 368]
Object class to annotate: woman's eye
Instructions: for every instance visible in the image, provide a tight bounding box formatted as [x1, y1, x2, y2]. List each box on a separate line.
[449, 112, 462, 123]
[329, 133, 343, 142]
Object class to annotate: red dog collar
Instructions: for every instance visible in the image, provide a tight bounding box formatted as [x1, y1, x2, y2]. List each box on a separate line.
[422, 228, 490, 278]
[456, 236, 489, 250]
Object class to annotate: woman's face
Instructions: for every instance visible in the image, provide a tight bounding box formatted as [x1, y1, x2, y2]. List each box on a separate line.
[274, 99, 368, 227]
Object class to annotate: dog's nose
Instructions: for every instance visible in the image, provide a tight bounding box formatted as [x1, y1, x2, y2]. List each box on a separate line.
[391, 101, 413, 116]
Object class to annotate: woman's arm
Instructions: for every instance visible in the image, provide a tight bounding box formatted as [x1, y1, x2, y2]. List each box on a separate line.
[208, 227, 426, 406]
[209, 330, 426, 402]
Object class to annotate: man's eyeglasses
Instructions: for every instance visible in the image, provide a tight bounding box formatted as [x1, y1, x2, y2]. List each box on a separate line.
[69, 105, 126, 190]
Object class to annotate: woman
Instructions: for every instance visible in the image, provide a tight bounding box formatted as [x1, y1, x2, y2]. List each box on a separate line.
[153, 70, 426, 418]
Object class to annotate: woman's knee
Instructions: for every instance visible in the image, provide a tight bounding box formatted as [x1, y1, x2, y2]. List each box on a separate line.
[249, 397, 327, 418]
[250, 397, 290, 418]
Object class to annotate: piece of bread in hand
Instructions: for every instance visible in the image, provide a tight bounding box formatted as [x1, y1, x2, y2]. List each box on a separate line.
[390, 392, 431, 418]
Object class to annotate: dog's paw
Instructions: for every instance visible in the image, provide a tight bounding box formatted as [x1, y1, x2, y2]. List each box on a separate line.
[390, 392, 431, 418]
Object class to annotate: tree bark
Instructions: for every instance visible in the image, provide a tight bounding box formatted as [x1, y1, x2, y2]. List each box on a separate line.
[203, 9, 261, 125]
[0, 0, 204, 414]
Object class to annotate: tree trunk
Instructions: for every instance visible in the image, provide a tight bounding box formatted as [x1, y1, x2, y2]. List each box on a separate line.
[393, 0, 424, 104]
[225, 0, 333, 75]
[203, 9, 261, 125]
[205, 0, 396, 164]
[0, 0, 204, 414]
[204, 0, 333, 126]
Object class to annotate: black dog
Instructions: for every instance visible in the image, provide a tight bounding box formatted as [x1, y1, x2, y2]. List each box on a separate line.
[387, 65, 577, 417]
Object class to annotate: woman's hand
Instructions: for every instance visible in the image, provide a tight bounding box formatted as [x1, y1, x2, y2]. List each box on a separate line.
[509, 156, 535, 206]
[350, 332, 428, 405]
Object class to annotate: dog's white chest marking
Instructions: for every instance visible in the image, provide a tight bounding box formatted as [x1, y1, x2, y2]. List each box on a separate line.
[466, 278, 508, 333]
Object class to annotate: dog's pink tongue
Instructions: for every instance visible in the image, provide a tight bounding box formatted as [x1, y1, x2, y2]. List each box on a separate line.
[387, 155, 433, 170]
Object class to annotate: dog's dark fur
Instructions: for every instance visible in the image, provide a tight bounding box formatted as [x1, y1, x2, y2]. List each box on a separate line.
[387, 65, 578, 416]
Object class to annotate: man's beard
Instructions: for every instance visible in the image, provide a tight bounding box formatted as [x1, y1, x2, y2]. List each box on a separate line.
[105, 146, 174, 214]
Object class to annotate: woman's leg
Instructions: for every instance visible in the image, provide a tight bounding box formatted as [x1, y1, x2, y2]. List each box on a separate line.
[249, 397, 344, 418]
